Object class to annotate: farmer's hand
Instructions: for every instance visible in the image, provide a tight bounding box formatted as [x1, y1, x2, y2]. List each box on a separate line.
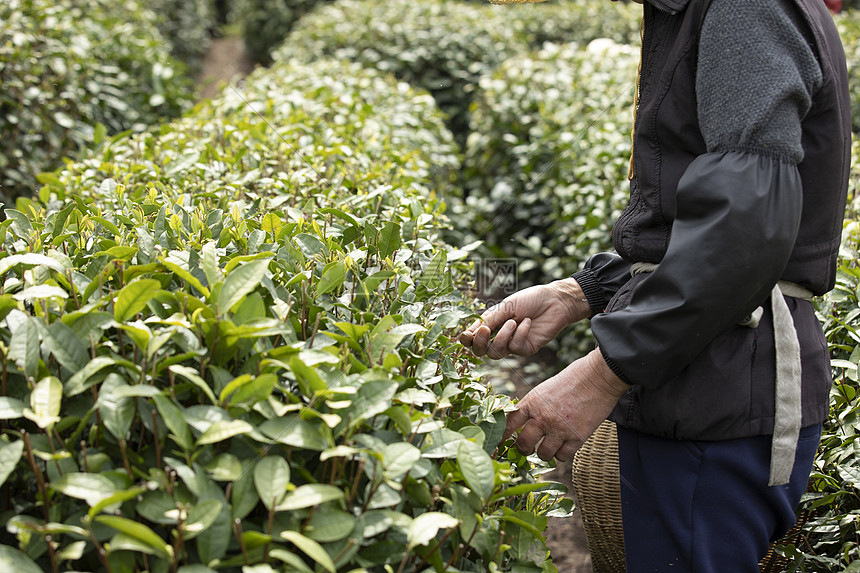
[503, 349, 629, 462]
[459, 277, 590, 359]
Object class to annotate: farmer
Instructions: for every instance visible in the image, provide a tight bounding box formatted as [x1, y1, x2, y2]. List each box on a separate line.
[459, 0, 851, 570]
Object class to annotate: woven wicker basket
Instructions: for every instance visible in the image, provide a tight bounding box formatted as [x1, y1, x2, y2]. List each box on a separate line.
[572, 420, 809, 572]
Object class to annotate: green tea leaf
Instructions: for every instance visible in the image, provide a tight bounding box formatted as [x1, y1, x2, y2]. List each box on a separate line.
[275, 484, 344, 511]
[378, 221, 401, 260]
[407, 512, 460, 549]
[280, 530, 336, 573]
[259, 415, 332, 451]
[0, 545, 42, 573]
[51, 472, 116, 506]
[65, 356, 121, 396]
[218, 258, 270, 312]
[381, 442, 421, 481]
[163, 258, 210, 297]
[345, 378, 398, 429]
[0, 253, 66, 276]
[457, 439, 495, 502]
[9, 316, 40, 379]
[316, 260, 346, 295]
[204, 453, 243, 482]
[418, 249, 447, 289]
[289, 356, 329, 396]
[24, 376, 63, 429]
[269, 549, 315, 573]
[0, 397, 25, 419]
[114, 279, 160, 322]
[231, 461, 260, 521]
[44, 320, 88, 372]
[88, 486, 148, 520]
[221, 373, 276, 406]
[96, 515, 172, 558]
[294, 233, 327, 259]
[196, 419, 253, 445]
[97, 374, 135, 440]
[13, 285, 68, 301]
[304, 508, 356, 543]
[254, 456, 290, 511]
[201, 241, 222, 287]
[152, 394, 194, 450]
[181, 498, 223, 540]
[0, 440, 24, 488]
[169, 364, 217, 404]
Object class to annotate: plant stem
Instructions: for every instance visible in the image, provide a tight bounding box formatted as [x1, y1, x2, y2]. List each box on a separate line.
[118, 438, 133, 479]
[44, 534, 59, 573]
[22, 431, 50, 521]
[234, 518, 250, 565]
[88, 529, 114, 573]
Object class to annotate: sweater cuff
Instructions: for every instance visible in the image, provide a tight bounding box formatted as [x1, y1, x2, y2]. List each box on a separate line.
[572, 268, 606, 318]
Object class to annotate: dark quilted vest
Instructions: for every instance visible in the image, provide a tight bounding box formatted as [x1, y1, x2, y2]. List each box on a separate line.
[612, 0, 851, 296]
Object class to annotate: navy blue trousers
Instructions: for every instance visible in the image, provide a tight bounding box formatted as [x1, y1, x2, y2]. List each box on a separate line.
[618, 423, 821, 573]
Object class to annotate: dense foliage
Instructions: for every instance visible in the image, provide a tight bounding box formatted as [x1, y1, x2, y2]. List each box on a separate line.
[0, 57, 570, 573]
[780, 139, 860, 572]
[0, 0, 193, 203]
[147, 0, 216, 75]
[276, 0, 639, 145]
[835, 10, 860, 134]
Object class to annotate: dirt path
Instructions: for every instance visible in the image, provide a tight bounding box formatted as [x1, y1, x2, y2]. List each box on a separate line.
[196, 36, 254, 101]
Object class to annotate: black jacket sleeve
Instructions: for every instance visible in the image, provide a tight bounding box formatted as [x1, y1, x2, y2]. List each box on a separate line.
[591, 153, 803, 386]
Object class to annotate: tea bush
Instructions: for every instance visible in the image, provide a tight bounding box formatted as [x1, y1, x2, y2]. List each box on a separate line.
[275, 0, 639, 145]
[236, 0, 332, 65]
[0, 0, 193, 202]
[834, 10, 860, 133]
[0, 57, 570, 572]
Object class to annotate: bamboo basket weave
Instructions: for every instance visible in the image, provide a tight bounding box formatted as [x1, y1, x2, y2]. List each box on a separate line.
[572, 420, 626, 573]
[572, 420, 810, 572]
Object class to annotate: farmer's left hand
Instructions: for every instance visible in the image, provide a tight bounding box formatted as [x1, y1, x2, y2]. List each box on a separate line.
[503, 349, 630, 462]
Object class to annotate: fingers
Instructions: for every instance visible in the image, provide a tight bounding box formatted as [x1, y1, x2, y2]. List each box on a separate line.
[507, 317, 533, 356]
[486, 319, 517, 358]
[503, 396, 581, 462]
[503, 402, 531, 442]
[459, 298, 518, 349]
[554, 440, 580, 462]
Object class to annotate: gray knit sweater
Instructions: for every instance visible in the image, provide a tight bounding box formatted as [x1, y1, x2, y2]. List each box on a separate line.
[697, 0, 823, 163]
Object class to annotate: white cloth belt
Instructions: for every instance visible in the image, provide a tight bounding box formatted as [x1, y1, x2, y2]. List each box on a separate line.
[630, 262, 812, 486]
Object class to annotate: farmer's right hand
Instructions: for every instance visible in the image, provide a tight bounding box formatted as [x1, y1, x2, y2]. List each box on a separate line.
[458, 277, 590, 359]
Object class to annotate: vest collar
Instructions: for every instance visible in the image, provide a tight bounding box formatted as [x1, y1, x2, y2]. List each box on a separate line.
[646, 0, 690, 14]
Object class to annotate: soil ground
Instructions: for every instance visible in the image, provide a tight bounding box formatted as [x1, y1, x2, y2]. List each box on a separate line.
[196, 36, 594, 572]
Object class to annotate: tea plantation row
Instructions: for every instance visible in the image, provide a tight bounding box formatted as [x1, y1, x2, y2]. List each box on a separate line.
[0, 53, 581, 572]
[2, 0, 859, 570]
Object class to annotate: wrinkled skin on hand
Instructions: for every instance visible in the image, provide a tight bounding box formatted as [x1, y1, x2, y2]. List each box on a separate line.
[459, 278, 629, 461]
